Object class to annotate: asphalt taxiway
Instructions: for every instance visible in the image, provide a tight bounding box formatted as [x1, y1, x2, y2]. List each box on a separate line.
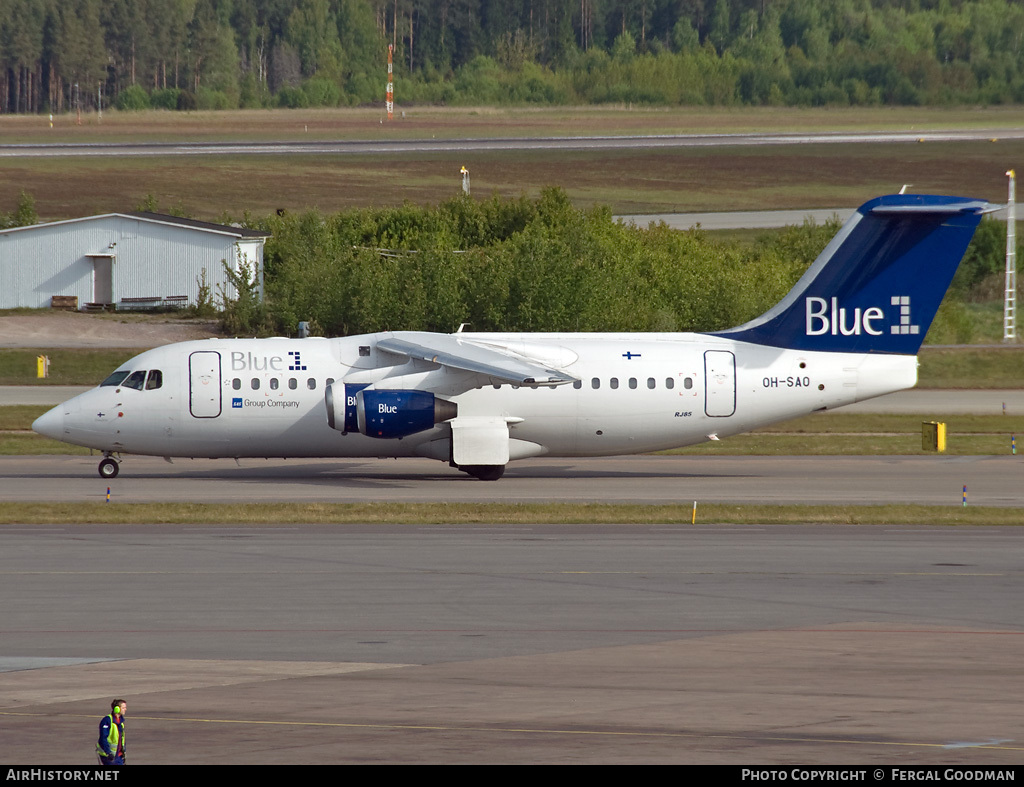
[6, 388, 1024, 762]
[2, 522, 1022, 764]
[2, 453, 1023, 507]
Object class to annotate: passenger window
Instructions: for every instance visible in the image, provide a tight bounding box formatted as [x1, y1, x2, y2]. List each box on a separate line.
[647, 378, 656, 389]
[101, 371, 130, 387]
[232, 378, 241, 390]
[666, 377, 675, 389]
[326, 378, 335, 387]
[684, 377, 693, 390]
[288, 378, 297, 390]
[610, 377, 619, 389]
[122, 370, 146, 390]
[251, 378, 260, 390]
[307, 378, 317, 390]
[573, 380, 582, 389]
[270, 378, 279, 390]
[628, 378, 637, 389]
[591, 378, 600, 389]
[145, 370, 163, 390]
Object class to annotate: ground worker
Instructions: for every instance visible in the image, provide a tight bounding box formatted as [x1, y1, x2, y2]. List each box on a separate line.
[96, 699, 126, 766]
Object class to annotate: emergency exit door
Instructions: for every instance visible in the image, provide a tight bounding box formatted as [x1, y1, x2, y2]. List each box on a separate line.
[704, 350, 736, 417]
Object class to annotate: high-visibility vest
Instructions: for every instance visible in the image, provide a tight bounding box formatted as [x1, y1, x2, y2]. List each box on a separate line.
[96, 714, 124, 759]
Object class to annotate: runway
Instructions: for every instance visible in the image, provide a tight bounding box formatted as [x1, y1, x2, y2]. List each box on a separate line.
[3, 128, 1023, 158]
[2, 522, 1022, 764]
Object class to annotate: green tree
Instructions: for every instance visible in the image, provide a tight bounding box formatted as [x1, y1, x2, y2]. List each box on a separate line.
[0, 189, 39, 228]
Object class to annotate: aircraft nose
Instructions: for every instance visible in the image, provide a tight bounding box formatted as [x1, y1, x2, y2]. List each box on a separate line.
[32, 406, 65, 440]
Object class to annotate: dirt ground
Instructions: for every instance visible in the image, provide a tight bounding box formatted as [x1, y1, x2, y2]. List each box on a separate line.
[0, 311, 219, 348]
[3, 140, 1020, 221]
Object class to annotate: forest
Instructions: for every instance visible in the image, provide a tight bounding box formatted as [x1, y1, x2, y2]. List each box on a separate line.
[3, 0, 1024, 114]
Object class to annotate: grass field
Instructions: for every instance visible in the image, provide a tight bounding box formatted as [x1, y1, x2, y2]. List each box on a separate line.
[0, 500, 1019, 526]
[4, 105, 1023, 143]
[0, 348, 138, 385]
[1, 106, 1021, 219]
[917, 346, 1024, 388]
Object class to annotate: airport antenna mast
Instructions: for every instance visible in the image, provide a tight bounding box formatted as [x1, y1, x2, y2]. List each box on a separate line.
[1005, 170, 1016, 342]
[386, 44, 394, 121]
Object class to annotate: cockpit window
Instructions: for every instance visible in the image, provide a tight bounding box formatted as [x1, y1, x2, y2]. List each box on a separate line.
[121, 370, 147, 390]
[100, 371, 130, 387]
[145, 370, 163, 390]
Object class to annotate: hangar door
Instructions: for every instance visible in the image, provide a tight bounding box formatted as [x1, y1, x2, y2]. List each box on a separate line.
[189, 351, 222, 418]
[86, 252, 115, 305]
[704, 350, 736, 417]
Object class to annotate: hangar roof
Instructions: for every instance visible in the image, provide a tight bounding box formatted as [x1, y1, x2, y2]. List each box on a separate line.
[0, 212, 270, 239]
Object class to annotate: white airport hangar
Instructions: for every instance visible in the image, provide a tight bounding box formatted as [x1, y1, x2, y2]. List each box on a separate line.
[0, 212, 270, 310]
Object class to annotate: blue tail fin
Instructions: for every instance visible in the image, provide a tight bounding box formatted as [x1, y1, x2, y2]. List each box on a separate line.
[712, 194, 990, 354]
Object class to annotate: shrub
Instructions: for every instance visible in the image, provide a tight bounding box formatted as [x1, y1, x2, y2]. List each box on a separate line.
[150, 88, 181, 110]
[176, 90, 198, 111]
[115, 85, 150, 111]
[302, 77, 341, 107]
[276, 86, 309, 108]
[196, 88, 232, 110]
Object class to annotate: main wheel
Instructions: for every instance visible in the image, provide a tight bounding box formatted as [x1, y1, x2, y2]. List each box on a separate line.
[460, 464, 505, 481]
[98, 458, 119, 479]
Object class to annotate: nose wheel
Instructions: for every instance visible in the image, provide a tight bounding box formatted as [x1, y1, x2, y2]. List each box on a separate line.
[98, 456, 120, 479]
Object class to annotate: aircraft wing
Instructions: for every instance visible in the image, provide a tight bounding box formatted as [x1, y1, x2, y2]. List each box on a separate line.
[376, 332, 577, 386]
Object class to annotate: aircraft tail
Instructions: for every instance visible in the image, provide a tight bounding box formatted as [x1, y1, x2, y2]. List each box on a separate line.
[712, 194, 992, 354]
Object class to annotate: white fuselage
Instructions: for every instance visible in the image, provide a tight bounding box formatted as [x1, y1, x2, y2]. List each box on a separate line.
[42, 332, 917, 462]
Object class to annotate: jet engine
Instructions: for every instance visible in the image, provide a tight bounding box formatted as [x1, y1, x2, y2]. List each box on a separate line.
[325, 383, 457, 439]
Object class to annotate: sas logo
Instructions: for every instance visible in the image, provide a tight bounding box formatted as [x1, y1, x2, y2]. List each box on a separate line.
[805, 296, 918, 337]
[232, 398, 243, 409]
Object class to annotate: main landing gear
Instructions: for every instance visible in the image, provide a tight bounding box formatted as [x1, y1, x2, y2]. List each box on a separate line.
[459, 465, 505, 481]
[98, 453, 120, 479]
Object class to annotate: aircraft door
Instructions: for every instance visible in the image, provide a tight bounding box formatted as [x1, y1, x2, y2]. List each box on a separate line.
[704, 350, 736, 417]
[189, 351, 222, 418]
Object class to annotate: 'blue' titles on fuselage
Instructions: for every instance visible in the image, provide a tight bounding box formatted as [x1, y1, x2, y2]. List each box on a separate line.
[231, 351, 307, 372]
